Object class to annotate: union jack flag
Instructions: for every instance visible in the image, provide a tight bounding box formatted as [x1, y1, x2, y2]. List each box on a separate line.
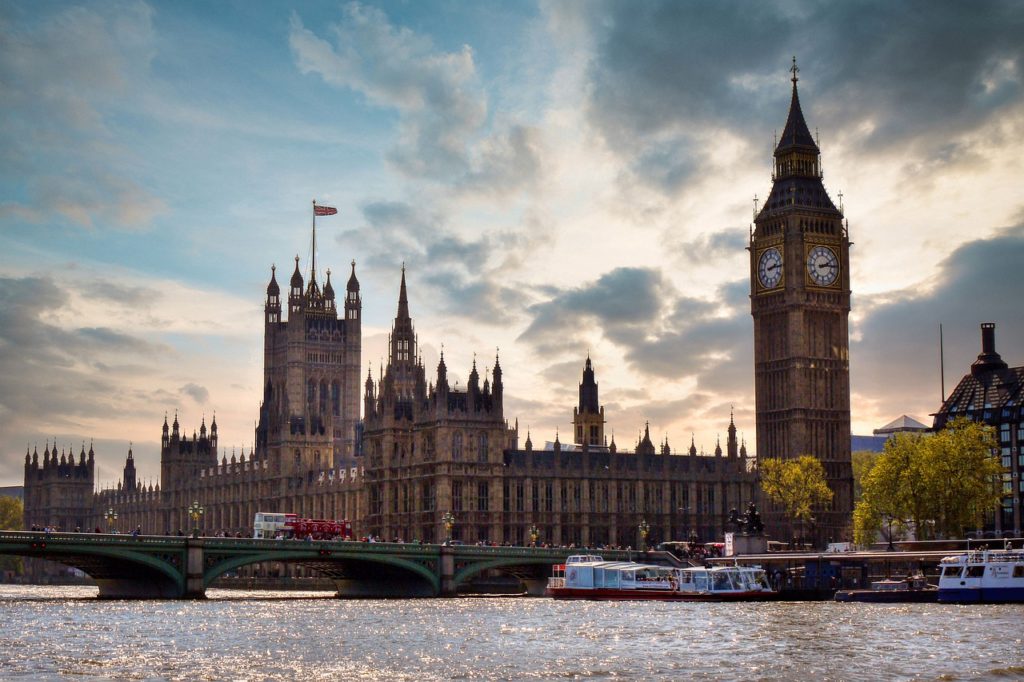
[314, 204, 337, 216]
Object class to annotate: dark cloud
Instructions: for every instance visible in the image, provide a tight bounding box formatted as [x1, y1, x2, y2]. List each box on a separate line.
[853, 223, 1024, 421]
[0, 275, 170, 483]
[180, 383, 209, 404]
[519, 268, 753, 392]
[572, 0, 1024, 196]
[340, 199, 541, 324]
[677, 228, 749, 264]
[519, 267, 669, 354]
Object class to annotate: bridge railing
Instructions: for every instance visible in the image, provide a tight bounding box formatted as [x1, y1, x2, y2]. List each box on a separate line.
[0, 530, 187, 548]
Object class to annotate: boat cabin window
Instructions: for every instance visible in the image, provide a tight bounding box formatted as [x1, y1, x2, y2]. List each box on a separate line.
[940, 566, 958, 579]
[966, 566, 985, 578]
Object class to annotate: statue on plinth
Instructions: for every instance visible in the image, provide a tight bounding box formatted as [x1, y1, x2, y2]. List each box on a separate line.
[742, 502, 764, 535]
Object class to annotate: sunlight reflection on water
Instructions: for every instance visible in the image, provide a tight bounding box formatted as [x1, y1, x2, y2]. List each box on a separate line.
[0, 585, 1022, 680]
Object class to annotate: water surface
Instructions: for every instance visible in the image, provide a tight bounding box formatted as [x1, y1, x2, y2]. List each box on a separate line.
[1, 585, 1021, 680]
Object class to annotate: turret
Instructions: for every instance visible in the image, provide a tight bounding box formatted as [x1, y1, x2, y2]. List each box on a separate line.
[492, 351, 503, 409]
[345, 260, 360, 322]
[727, 409, 738, 457]
[289, 255, 304, 314]
[364, 366, 376, 418]
[123, 445, 137, 492]
[265, 264, 281, 324]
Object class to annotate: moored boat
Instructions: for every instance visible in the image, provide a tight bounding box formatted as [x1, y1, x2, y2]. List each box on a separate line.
[937, 549, 1024, 603]
[834, 575, 938, 603]
[545, 555, 778, 601]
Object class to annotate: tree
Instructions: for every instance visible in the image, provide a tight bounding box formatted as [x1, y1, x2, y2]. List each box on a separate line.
[760, 455, 834, 545]
[0, 496, 22, 530]
[0, 496, 24, 575]
[851, 449, 881, 503]
[853, 418, 1001, 545]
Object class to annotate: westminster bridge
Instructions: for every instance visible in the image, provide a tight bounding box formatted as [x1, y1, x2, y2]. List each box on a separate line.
[0, 531, 648, 599]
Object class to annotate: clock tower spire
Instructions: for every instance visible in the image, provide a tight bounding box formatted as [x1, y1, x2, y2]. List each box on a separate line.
[749, 59, 853, 542]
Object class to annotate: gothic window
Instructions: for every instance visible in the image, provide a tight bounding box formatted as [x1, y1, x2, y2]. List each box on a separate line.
[590, 425, 599, 445]
[332, 382, 340, 416]
[307, 380, 315, 406]
[477, 482, 489, 511]
[532, 482, 539, 513]
[545, 482, 553, 513]
[516, 482, 524, 512]
[319, 380, 328, 415]
[452, 432, 463, 461]
[477, 433, 488, 463]
[452, 481, 463, 512]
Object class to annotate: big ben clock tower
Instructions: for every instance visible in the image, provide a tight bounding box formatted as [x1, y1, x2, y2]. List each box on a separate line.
[750, 59, 853, 541]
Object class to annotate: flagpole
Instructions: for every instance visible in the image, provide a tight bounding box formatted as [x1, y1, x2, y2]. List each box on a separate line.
[311, 199, 317, 283]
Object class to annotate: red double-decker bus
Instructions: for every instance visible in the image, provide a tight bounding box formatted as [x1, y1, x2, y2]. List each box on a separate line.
[253, 512, 352, 540]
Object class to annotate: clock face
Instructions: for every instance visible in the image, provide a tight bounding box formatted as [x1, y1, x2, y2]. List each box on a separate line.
[806, 245, 839, 286]
[757, 247, 783, 289]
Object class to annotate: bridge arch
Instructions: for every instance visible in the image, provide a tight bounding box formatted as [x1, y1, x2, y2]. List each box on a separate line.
[0, 539, 186, 598]
[451, 555, 556, 589]
[202, 548, 441, 596]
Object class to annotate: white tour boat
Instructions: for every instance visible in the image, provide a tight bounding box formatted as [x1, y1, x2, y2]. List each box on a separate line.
[937, 549, 1024, 603]
[545, 555, 778, 601]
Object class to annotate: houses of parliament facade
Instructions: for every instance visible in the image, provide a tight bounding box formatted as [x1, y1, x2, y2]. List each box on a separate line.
[23, 63, 853, 547]
[22, 262, 756, 547]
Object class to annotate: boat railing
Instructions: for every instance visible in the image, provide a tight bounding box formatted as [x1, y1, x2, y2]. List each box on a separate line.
[547, 577, 565, 588]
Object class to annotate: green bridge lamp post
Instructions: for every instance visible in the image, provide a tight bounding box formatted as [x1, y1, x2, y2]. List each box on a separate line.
[442, 511, 455, 543]
[529, 524, 539, 548]
[104, 508, 118, 533]
[639, 518, 650, 552]
[188, 501, 205, 539]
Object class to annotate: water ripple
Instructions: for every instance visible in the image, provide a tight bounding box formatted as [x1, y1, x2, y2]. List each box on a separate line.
[1, 586, 1022, 680]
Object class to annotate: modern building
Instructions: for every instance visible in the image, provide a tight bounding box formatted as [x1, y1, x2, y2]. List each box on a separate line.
[749, 60, 854, 541]
[933, 323, 1023, 536]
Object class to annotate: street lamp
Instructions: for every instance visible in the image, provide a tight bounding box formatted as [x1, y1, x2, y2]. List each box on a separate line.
[881, 512, 898, 552]
[188, 501, 205, 538]
[441, 511, 455, 543]
[104, 507, 118, 533]
[529, 524, 539, 547]
[639, 518, 650, 552]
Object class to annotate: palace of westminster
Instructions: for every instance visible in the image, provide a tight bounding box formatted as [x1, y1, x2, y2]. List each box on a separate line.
[23, 65, 866, 547]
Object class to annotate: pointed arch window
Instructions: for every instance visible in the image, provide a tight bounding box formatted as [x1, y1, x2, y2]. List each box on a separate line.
[331, 382, 340, 416]
[319, 380, 328, 415]
[477, 433, 488, 463]
[452, 432, 463, 461]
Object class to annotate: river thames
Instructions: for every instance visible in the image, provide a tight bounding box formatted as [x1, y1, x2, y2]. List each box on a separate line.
[1, 585, 1022, 680]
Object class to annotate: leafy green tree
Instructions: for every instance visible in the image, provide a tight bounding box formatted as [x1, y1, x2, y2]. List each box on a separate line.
[760, 455, 834, 544]
[0, 496, 22, 530]
[853, 418, 1001, 545]
[851, 450, 880, 503]
[0, 496, 24, 575]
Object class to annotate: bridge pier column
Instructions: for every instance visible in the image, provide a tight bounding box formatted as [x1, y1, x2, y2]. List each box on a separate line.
[440, 546, 456, 597]
[185, 538, 206, 599]
[522, 578, 548, 597]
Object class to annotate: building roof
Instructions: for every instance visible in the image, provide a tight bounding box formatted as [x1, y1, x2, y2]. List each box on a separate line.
[873, 415, 930, 435]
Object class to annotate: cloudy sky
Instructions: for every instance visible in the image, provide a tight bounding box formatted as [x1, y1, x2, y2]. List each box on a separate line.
[2, 0, 1022, 488]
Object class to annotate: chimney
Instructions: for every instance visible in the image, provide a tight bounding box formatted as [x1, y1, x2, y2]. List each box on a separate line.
[971, 322, 1008, 376]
